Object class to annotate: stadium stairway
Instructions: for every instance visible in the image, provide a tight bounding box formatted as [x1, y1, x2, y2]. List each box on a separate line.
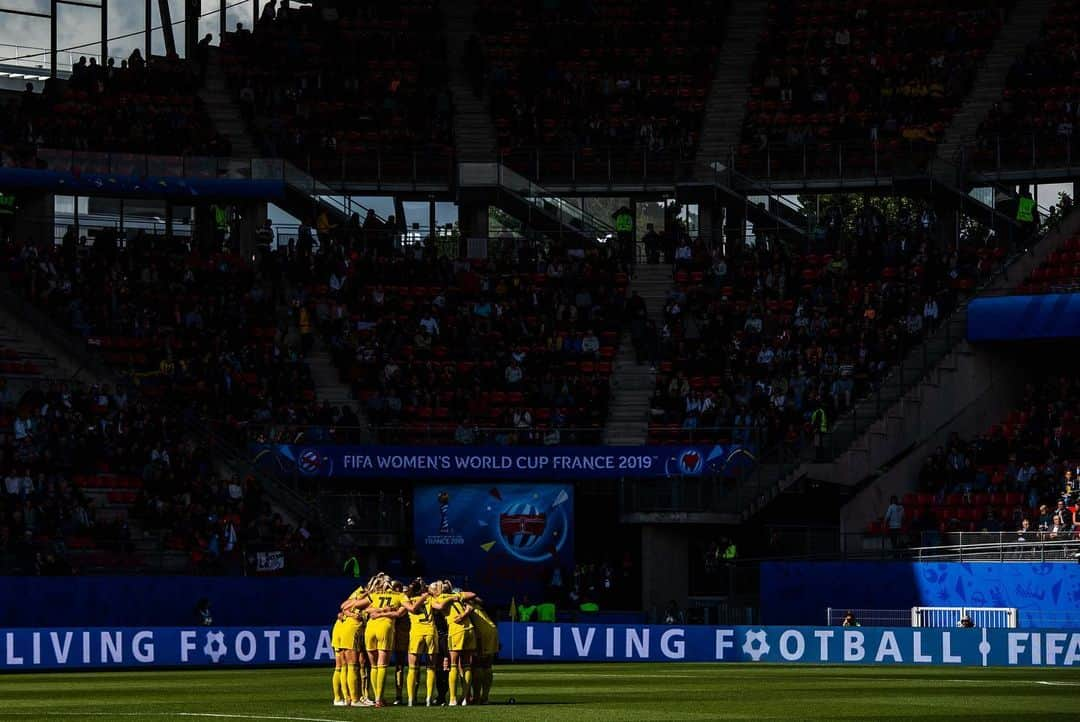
[742, 208, 1080, 520]
[604, 264, 673, 446]
[0, 283, 106, 385]
[443, 0, 498, 162]
[200, 48, 260, 159]
[203, 47, 375, 231]
[692, 0, 771, 181]
[306, 337, 373, 442]
[932, 0, 1055, 177]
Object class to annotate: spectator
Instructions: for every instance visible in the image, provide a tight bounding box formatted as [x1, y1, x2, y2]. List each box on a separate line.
[883, 495, 905, 537]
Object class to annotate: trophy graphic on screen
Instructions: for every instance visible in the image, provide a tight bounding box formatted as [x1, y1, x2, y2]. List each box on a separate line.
[438, 491, 450, 534]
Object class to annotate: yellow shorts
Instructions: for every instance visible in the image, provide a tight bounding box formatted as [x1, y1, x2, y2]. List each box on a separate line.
[475, 623, 499, 658]
[448, 628, 476, 653]
[365, 619, 395, 652]
[333, 619, 363, 651]
[408, 632, 438, 656]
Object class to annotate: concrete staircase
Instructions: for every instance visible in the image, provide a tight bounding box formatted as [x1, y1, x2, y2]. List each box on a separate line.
[604, 265, 674, 446]
[442, 0, 497, 161]
[0, 289, 108, 384]
[693, 0, 771, 180]
[201, 48, 260, 158]
[933, 0, 1053, 178]
[307, 338, 372, 441]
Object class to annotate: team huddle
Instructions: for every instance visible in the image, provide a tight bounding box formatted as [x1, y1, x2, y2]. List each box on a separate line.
[330, 574, 499, 708]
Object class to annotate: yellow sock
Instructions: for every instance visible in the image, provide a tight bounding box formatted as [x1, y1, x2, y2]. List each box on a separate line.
[426, 668, 435, 701]
[463, 669, 473, 701]
[332, 667, 343, 701]
[376, 665, 388, 701]
[406, 667, 417, 702]
[360, 665, 370, 700]
[448, 667, 458, 703]
[347, 663, 359, 702]
[483, 666, 493, 699]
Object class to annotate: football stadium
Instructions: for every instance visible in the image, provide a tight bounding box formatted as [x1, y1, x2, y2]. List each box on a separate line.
[1, 1, 1080, 720]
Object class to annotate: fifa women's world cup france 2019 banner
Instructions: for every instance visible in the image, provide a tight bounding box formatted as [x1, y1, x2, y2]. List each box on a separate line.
[414, 484, 573, 603]
[250, 444, 755, 481]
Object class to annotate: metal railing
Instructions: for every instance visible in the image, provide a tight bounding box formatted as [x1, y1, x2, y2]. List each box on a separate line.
[911, 532, 1080, 562]
[961, 135, 1080, 176]
[236, 422, 608, 449]
[0, 43, 78, 76]
[730, 140, 939, 183]
[499, 146, 696, 187]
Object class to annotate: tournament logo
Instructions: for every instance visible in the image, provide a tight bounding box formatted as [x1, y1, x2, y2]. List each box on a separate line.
[495, 492, 569, 563]
[677, 449, 704, 475]
[425, 491, 464, 546]
[499, 502, 547, 553]
[297, 448, 323, 476]
[438, 491, 451, 533]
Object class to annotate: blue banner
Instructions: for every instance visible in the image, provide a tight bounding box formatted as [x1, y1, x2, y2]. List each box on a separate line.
[251, 444, 755, 480]
[414, 484, 573, 604]
[968, 294, 1080, 341]
[0, 167, 284, 200]
[2, 624, 1078, 669]
[0, 626, 332, 670]
[497, 623, 1080, 667]
[760, 562, 1080, 627]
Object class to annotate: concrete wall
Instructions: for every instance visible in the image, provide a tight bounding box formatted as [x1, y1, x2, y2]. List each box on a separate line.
[839, 348, 1026, 532]
[640, 525, 689, 614]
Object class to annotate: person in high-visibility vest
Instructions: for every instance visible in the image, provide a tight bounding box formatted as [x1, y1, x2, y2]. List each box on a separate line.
[536, 602, 557, 622]
[516, 595, 536, 622]
[1017, 196, 1035, 223]
[612, 206, 635, 271]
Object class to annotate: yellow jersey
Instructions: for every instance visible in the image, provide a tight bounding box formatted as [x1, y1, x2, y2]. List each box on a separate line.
[436, 593, 474, 632]
[406, 596, 435, 632]
[342, 586, 368, 624]
[368, 589, 406, 627]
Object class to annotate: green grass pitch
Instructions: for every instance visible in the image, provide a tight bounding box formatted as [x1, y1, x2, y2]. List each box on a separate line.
[2, 664, 1079, 721]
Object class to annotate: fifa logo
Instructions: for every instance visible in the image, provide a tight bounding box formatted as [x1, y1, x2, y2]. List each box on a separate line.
[438, 491, 450, 534]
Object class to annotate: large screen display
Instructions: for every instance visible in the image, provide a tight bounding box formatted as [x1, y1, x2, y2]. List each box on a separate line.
[413, 483, 574, 603]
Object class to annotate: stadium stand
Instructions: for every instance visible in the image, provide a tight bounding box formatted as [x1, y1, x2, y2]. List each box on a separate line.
[7, 229, 321, 430]
[0, 53, 222, 164]
[312, 240, 625, 445]
[1013, 227, 1080, 294]
[740, 0, 1012, 177]
[870, 373, 1080, 539]
[478, 0, 731, 180]
[971, 0, 1080, 170]
[221, 0, 453, 181]
[647, 200, 983, 450]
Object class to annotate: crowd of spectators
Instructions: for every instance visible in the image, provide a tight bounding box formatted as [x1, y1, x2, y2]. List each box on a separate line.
[742, 0, 1011, 176]
[647, 201, 981, 452]
[303, 234, 625, 444]
[222, 0, 452, 178]
[10, 228, 320, 431]
[1, 228, 336, 571]
[973, 1, 1080, 170]
[477, 0, 729, 173]
[882, 374, 1080, 542]
[0, 52, 222, 165]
